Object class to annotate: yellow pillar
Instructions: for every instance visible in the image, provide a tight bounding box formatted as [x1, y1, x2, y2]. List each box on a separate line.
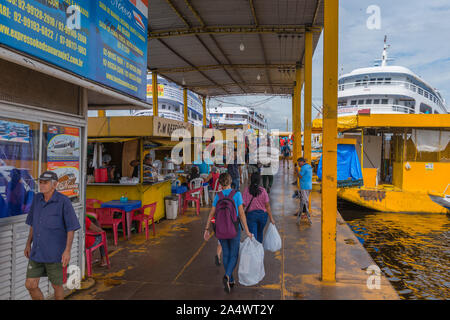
[292, 94, 297, 164]
[304, 31, 313, 164]
[202, 96, 207, 127]
[152, 71, 159, 117]
[183, 88, 188, 123]
[293, 67, 303, 162]
[98, 110, 106, 117]
[321, 0, 339, 283]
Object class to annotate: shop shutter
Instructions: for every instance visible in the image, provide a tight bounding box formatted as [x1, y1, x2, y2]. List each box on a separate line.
[0, 224, 13, 300]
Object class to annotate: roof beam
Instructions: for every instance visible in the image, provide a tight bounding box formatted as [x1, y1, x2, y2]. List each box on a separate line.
[182, 0, 248, 94]
[156, 64, 296, 73]
[164, 0, 191, 27]
[148, 25, 322, 39]
[249, 0, 259, 26]
[258, 34, 274, 94]
[186, 83, 294, 89]
[157, 39, 230, 95]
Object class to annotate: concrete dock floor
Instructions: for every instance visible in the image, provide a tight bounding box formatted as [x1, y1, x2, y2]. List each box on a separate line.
[68, 166, 399, 300]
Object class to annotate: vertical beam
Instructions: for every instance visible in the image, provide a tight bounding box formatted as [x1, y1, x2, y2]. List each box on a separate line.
[184, 88, 188, 122]
[292, 94, 297, 165]
[152, 71, 159, 117]
[202, 96, 207, 127]
[304, 31, 313, 163]
[293, 67, 303, 162]
[321, 0, 339, 283]
[98, 110, 106, 117]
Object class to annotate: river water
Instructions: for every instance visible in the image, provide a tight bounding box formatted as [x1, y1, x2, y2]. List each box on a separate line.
[339, 202, 450, 300]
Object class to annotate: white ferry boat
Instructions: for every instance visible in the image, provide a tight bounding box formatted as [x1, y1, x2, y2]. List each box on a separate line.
[133, 74, 204, 126]
[338, 38, 449, 115]
[208, 106, 269, 131]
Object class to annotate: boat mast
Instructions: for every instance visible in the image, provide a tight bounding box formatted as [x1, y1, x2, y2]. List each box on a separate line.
[381, 35, 390, 67]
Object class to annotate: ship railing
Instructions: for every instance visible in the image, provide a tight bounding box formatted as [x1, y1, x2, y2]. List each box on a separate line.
[339, 80, 445, 109]
[338, 105, 416, 115]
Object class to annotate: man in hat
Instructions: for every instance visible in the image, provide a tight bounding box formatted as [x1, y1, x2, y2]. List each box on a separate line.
[24, 171, 80, 300]
[130, 153, 155, 178]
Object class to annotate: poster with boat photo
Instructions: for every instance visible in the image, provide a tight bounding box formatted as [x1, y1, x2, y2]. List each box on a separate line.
[0, 120, 30, 143]
[47, 162, 80, 199]
[47, 126, 80, 161]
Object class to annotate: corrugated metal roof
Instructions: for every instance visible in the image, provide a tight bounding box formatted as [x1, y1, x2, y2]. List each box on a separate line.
[147, 0, 323, 97]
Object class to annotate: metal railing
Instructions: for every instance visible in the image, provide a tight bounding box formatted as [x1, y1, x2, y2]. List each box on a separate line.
[337, 104, 416, 114]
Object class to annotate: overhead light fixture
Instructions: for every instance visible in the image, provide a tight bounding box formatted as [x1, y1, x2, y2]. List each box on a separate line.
[240, 41, 245, 52]
[182, 77, 186, 86]
[257, 74, 261, 81]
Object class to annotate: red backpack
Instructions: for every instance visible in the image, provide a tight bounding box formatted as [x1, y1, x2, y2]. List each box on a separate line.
[215, 190, 239, 239]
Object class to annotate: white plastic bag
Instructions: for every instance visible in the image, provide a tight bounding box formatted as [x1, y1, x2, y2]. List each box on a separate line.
[263, 223, 282, 252]
[238, 237, 265, 286]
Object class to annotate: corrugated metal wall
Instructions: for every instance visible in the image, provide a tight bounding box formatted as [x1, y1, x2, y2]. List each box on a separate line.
[0, 206, 84, 300]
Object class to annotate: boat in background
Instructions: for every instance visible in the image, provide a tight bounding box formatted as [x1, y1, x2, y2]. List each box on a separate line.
[208, 105, 268, 132]
[428, 185, 450, 214]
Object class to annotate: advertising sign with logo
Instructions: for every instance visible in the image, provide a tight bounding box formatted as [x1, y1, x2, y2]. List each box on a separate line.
[0, 0, 148, 100]
[47, 125, 80, 198]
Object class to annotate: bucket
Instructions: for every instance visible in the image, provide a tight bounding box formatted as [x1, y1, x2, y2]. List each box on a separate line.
[165, 196, 178, 220]
[94, 168, 108, 183]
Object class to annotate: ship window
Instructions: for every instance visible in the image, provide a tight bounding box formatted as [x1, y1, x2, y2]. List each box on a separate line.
[377, 78, 383, 85]
[385, 78, 392, 84]
[381, 99, 389, 104]
[370, 78, 376, 85]
[424, 92, 429, 98]
[355, 80, 362, 87]
[358, 100, 364, 105]
[418, 88, 423, 95]
[365, 99, 372, 104]
[374, 99, 380, 104]
[161, 105, 166, 109]
[351, 100, 357, 105]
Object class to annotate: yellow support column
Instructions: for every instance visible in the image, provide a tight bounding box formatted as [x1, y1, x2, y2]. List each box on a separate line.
[152, 71, 159, 117]
[202, 96, 207, 127]
[294, 67, 303, 161]
[98, 110, 106, 117]
[304, 31, 313, 164]
[321, 0, 339, 283]
[184, 88, 188, 123]
[292, 94, 297, 164]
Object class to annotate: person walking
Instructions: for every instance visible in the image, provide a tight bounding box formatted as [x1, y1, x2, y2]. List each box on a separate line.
[204, 173, 252, 293]
[227, 149, 242, 191]
[24, 171, 81, 300]
[243, 172, 275, 244]
[296, 158, 313, 225]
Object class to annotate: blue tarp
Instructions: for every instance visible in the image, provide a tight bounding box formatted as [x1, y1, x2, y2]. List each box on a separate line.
[317, 144, 363, 182]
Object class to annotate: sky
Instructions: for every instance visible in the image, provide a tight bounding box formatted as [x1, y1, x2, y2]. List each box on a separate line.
[208, 0, 450, 130]
[100, 0, 450, 130]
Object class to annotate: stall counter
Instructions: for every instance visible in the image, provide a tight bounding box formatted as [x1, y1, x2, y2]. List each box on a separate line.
[86, 180, 172, 222]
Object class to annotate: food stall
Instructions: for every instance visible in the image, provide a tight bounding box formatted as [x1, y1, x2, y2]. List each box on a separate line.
[87, 116, 192, 222]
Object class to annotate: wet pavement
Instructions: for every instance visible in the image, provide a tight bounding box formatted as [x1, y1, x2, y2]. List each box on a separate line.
[68, 165, 398, 300]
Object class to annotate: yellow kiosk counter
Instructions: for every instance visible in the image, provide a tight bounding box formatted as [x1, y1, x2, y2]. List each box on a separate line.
[86, 181, 172, 222]
[87, 116, 193, 222]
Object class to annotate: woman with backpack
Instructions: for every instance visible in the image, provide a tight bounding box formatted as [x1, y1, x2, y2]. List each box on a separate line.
[243, 172, 275, 244]
[204, 172, 252, 293]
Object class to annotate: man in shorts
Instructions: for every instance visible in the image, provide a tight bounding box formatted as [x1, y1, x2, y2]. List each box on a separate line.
[24, 171, 80, 300]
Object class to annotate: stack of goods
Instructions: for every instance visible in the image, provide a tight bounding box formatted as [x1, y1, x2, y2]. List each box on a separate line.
[143, 164, 157, 183]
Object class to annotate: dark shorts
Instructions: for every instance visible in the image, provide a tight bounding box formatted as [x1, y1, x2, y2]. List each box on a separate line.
[26, 260, 63, 286]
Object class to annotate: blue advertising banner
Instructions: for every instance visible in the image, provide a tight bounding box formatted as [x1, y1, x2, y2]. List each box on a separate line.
[0, 0, 147, 100]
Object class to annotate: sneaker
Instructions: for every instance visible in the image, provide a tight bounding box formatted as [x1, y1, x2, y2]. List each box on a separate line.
[229, 280, 235, 288]
[223, 275, 231, 294]
[215, 255, 221, 266]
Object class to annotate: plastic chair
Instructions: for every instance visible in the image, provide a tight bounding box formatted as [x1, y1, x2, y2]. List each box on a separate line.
[189, 178, 204, 206]
[86, 199, 103, 219]
[183, 187, 203, 216]
[85, 230, 110, 277]
[96, 208, 126, 246]
[209, 179, 222, 204]
[130, 202, 157, 240]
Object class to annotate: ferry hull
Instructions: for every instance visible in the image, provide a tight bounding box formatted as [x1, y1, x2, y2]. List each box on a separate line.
[337, 187, 448, 214]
